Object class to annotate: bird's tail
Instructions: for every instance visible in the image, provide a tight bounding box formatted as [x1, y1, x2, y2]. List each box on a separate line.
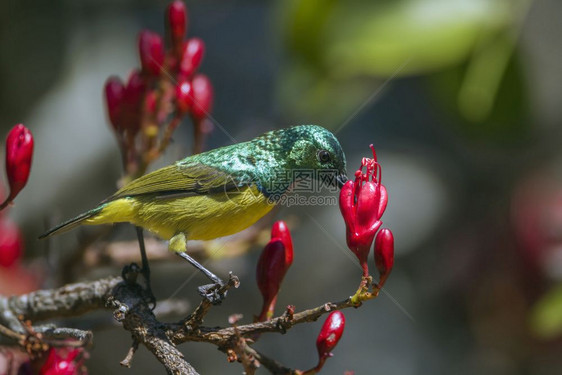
[39, 206, 104, 239]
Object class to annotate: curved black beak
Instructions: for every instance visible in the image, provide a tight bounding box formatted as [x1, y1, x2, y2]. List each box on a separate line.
[336, 173, 348, 188]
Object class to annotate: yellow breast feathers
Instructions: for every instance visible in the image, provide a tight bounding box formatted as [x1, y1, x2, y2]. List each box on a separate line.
[84, 185, 274, 241]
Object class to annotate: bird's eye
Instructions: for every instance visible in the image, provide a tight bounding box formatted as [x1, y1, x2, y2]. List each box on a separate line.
[317, 150, 331, 163]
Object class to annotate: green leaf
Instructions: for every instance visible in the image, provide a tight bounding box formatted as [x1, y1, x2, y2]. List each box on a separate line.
[530, 284, 562, 339]
[277, 0, 528, 126]
[427, 50, 529, 143]
[282, 0, 515, 77]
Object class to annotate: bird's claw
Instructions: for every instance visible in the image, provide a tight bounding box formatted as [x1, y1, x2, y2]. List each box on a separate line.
[122, 263, 141, 284]
[120, 263, 157, 310]
[143, 292, 157, 310]
[198, 282, 227, 305]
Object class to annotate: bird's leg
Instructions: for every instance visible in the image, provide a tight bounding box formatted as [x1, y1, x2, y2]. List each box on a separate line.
[170, 233, 226, 304]
[135, 226, 156, 308]
[176, 252, 227, 304]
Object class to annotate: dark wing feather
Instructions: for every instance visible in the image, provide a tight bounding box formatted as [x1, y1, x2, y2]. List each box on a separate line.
[108, 163, 244, 201]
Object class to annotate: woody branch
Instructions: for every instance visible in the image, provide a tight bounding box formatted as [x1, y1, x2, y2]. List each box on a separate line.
[0, 270, 368, 374]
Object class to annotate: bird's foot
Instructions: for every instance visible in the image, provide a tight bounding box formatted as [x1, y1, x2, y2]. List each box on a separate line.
[198, 280, 227, 305]
[121, 262, 157, 309]
[142, 284, 157, 310]
[121, 262, 141, 283]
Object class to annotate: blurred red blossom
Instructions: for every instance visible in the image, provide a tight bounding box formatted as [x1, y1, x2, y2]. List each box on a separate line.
[138, 30, 165, 76]
[39, 348, 86, 375]
[167, 0, 188, 47]
[104, 77, 125, 133]
[176, 80, 194, 114]
[190, 73, 214, 121]
[179, 38, 205, 79]
[0, 218, 23, 268]
[102, 0, 214, 179]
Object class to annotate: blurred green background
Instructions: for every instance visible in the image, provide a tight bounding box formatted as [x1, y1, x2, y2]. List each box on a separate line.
[2, 0, 562, 373]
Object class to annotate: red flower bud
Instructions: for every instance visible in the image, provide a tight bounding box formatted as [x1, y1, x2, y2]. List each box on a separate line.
[127, 69, 146, 94]
[104, 76, 125, 132]
[190, 74, 213, 121]
[167, 1, 188, 47]
[138, 30, 165, 76]
[316, 311, 345, 363]
[271, 220, 293, 267]
[175, 80, 193, 114]
[256, 237, 292, 321]
[40, 348, 85, 375]
[339, 144, 388, 276]
[121, 70, 146, 134]
[374, 228, 394, 287]
[179, 38, 205, 78]
[3, 124, 33, 205]
[0, 219, 23, 268]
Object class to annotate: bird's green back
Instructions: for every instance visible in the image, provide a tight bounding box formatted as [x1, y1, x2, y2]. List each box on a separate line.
[111, 124, 347, 200]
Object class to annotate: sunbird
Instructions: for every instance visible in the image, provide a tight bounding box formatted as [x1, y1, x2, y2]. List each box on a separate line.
[40, 125, 347, 300]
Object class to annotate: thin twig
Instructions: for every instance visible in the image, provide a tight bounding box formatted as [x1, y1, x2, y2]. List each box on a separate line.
[35, 326, 93, 348]
[243, 345, 295, 375]
[120, 340, 139, 368]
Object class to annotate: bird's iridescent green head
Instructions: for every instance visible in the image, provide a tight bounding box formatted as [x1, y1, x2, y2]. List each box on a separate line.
[287, 125, 346, 180]
[257, 125, 348, 191]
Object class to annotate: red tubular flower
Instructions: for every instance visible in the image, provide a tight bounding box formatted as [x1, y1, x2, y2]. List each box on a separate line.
[190, 74, 213, 121]
[2, 124, 33, 207]
[175, 80, 193, 114]
[256, 222, 294, 321]
[167, 0, 188, 48]
[104, 76, 125, 132]
[271, 220, 293, 267]
[178, 38, 205, 78]
[315, 311, 345, 371]
[374, 228, 394, 287]
[339, 145, 387, 276]
[40, 348, 85, 375]
[138, 30, 165, 76]
[256, 239, 286, 321]
[0, 219, 23, 268]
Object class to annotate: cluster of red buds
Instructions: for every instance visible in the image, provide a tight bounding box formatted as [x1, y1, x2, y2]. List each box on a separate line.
[301, 311, 346, 374]
[256, 221, 294, 322]
[1, 124, 33, 210]
[339, 145, 394, 287]
[104, 0, 214, 180]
